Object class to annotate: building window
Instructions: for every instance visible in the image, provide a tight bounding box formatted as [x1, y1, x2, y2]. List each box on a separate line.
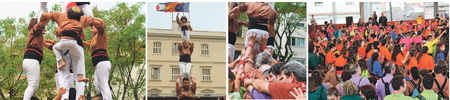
[202, 69, 211, 81]
[314, 2, 323, 6]
[299, 23, 305, 27]
[153, 42, 161, 54]
[201, 44, 209, 56]
[171, 68, 180, 80]
[150, 66, 161, 80]
[299, 38, 305, 47]
[346, 2, 355, 5]
[172, 43, 179, 55]
[290, 37, 306, 47]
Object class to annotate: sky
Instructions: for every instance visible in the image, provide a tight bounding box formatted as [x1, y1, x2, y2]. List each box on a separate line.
[147, 2, 227, 32]
[0, 2, 145, 19]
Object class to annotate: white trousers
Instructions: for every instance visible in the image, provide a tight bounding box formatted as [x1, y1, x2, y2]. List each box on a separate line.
[179, 62, 192, 75]
[181, 30, 190, 41]
[94, 61, 113, 100]
[228, 44, 235, 61]
[55, 50, 73, 100]
[78, 4, 94, 17]
[73, 69, 85, 100]
[23, 59, 40, 100]
[53, 39, 85, 77]
[244, 29, 269, 51]
[53, 39, 85, 99]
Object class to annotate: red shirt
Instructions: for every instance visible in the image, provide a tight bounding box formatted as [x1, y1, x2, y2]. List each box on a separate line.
[269, 82, 306, 99]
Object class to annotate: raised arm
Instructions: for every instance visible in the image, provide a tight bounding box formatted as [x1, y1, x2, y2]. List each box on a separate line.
[244, 34, 256, 59]
[81, 16, 106, 39]
[243, 79, 270, 94]
[189, 42, 194, 53]
[176, 77, 181, 96]
[437, 30, 446, 39]
[229, 55, 243, 69]
[52, 88, 67, 100]
[89, 18, 105, 35]
[190, 76, 197, 94]
[83, 40, 92, 48]
[234, 64, 244, 93]
[176, 13, 182, 26]
[37, 12, 59, 28]
[229, 3, 247, 19]
[43, 40, 56, 50]
[268, 12, 278, 37]
[178, 42, 183, 52]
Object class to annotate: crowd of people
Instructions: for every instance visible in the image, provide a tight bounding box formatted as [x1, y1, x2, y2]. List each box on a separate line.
[308, 12, 449, 100]
[227, 2, 308, 99]
[228, 34, 308, 99]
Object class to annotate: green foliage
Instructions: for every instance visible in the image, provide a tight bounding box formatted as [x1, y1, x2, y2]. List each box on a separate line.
[91, 2, 146, 100]
[273, 2, 307, 62]
[0, 2, 145, 99]
[52, 4, 62, 12]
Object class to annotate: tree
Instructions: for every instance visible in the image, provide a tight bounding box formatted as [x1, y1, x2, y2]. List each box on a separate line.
[89, 2, 146, 100]
[273, 2, 307, 62]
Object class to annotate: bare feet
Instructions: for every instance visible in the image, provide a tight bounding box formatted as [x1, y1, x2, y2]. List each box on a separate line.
[57, 87, 67, 95]
[77, 74, 89, 82]
[78, 95, 85, 100]
[57, 60, 66, 70]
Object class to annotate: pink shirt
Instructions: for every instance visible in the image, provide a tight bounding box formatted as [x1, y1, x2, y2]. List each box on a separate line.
[412, 37, 423, 44]
[399, 37, 412, 49]
[373, 25, 380, 34]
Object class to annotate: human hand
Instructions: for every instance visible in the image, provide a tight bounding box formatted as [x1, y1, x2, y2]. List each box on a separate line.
[190, 76, 196, 83]
[290, 87, 306, 100]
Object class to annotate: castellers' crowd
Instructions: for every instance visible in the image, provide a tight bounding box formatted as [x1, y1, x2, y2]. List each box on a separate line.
[308, 13, 449, 100]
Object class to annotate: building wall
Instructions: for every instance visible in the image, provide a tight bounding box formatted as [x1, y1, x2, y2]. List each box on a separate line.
[308, 2, 361, 24]
[278, 21, 308, 64]
[147, 21, 226, 97]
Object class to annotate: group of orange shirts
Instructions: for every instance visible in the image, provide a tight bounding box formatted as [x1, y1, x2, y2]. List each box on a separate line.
[322, 38, 436, 73]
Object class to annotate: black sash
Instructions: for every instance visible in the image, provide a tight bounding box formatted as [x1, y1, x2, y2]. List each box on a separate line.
[249, 18, 269, 31]
[61, 30, 83, 47]
[91, 49, 109, 67]
[24, 47, 43, 64]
